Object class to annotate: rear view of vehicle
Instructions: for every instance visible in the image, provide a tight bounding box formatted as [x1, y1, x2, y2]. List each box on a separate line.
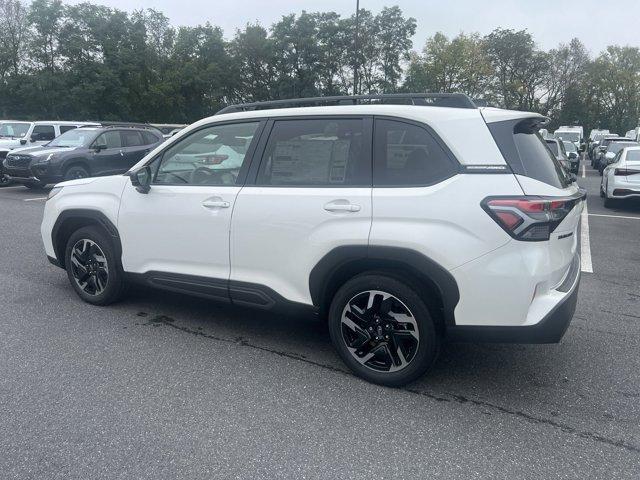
[601, 146, 640, 207]
[446, 110, 583, 344]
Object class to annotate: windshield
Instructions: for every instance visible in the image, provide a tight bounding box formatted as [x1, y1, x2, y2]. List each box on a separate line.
[609, 142, 639, 154]
[0, 122, 30, 138]
[48, 128, 98, 147]
[563, 141, 577, 152]
[546, 141, 559, 155]
[556, 131, 580, 143]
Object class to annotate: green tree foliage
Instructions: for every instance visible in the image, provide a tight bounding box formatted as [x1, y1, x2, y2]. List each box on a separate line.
[1, 1, 640, 134]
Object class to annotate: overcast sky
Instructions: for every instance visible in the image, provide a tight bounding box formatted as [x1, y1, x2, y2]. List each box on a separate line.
[65, 0, 639, 55]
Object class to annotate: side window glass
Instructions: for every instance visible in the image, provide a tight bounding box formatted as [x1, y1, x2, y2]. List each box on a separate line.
[373, 119, 457, 186]
[122, 130, 144, 147]
[32, 125, 55, 141]
[155, 122, 258, 186]
[93, 131, 122, 149]
[142, 131, 160, 145]
[257, 118, 368, 186]
[59, 125, 77, 134]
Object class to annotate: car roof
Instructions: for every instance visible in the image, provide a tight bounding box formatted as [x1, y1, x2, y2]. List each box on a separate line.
[33, 121, 98, 126]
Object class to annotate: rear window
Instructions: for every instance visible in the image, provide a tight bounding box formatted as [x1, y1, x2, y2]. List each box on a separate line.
[609, 142, 639, 154]
[627, 151, 640, 162]
[488, 118, 569, 189]
[546, 140, 558, 156]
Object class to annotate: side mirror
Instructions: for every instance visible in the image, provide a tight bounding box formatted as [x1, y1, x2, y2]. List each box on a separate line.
[129, 166, 151, 194]
[569, 152, 577, 159]
[578, 144, 586, 152]
[93, 143, 107, 152]
[19, 139, 27, 145]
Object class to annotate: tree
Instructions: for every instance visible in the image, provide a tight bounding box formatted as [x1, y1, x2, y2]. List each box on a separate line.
[0, 0, 30, 78]
[403, 32, 491, 98]
[484, 28, 549, 110]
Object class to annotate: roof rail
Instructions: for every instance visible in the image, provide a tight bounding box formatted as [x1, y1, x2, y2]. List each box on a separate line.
[78, 121, 158, 130]
[216, 93, 477, 115]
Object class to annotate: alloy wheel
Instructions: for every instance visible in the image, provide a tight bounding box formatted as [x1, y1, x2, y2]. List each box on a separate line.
[340, 290, 419, 373]
[70, 239, 109, 296]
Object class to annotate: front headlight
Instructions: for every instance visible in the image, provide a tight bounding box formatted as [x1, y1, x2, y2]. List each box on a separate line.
[47, 186, 63, 200]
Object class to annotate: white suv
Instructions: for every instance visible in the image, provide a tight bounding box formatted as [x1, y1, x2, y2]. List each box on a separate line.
[41, 94, 584, 386]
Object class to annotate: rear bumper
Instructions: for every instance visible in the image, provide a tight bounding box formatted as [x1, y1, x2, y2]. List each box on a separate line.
[447, 253, 580, 343]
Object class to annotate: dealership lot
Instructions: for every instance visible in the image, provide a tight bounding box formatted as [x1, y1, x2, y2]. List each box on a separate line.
[1, 161, 639, 478]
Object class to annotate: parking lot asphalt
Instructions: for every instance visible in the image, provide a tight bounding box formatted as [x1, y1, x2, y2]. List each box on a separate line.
[1, 162, 639, 479]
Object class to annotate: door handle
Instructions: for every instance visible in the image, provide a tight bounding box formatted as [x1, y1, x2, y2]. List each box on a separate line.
[119, 149, 124, 156]
[324, 201, 361, 213]
[202, 199, 230, 209]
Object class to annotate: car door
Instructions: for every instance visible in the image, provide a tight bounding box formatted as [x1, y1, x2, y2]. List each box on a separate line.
[90, 131, 124, 175]
[120, 129, 151, 171]
[117, 120, 264, 297]
[229, 116, 373, 306]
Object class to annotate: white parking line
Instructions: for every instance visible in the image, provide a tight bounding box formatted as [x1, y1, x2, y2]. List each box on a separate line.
[0, 185, 26, 190]
[23, 197, 47, 202]
[580, 202, 593, 273]
[582, 164, 586, 178]
[589, 213, 640, 221]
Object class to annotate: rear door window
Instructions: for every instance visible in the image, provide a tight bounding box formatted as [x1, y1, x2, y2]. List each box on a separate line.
[121, 130, 144, 147]
[59, 125, 77, 134]
[373, 119, 458, 186]
[488, 118, 569, 189]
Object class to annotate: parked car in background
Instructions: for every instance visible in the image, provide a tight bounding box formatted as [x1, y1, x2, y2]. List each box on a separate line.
[597, 140, 640, 175]
[545, 138, 572, 173]
[563, 140, 580, 173]
[592, 135, 624, 167]
[3, 124, 162, 189]
[150, 123, 188, 139]
[40, 94, 584, 387]
[555, 126, 583, 149]
[0, 121, 30, 186]
[601, 146, 640, 207]
[0, 121, 97, 187]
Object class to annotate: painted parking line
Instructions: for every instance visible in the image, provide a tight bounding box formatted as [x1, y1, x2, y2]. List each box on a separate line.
[0, 185, 26, 190]
[580, 202, 593, 273]
[23, 197, 47, 202]
[589, 213, 640, 221]
[582, 164, 586, 178]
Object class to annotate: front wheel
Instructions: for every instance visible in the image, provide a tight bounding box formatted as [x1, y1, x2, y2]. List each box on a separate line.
[328, 273, 439, 387]
[64, 226, 125, 305]
[0, 174, 12, 187]
[64, 165, 89, 181]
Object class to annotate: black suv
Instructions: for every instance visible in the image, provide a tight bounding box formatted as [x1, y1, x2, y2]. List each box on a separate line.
[3, 125, 163, 189]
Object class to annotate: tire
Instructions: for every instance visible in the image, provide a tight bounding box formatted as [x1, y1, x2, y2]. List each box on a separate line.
[64, 226, 125, 305]
[0, 174, 12, 187]
[328, 273, 439, 387]
[603, 196, 616, 209]
[24, 181, 47, 189]
[64, 165, 89, 181]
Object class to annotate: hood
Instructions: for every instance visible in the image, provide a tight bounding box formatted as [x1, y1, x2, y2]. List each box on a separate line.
[55, 177, 99, 188]
[9, 145, 77, 157]
[0, 138, 23, 150]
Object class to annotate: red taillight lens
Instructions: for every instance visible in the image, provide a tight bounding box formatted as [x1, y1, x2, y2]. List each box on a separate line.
[614, 168, 640, 176]
[481, 195, 583, 241]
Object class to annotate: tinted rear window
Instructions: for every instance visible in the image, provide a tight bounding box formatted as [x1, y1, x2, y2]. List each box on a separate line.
[546, 141, 558, 155]
[487, 118, 569, 189]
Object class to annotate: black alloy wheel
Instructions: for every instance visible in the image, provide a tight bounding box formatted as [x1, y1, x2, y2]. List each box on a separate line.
[328, 273, 439, 387]
[69, 238, 110, 296]
[340, 290, 420, 373]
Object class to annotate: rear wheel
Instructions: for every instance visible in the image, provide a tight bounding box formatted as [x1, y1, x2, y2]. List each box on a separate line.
[328, 273, 439, 387]
[64, 226, 125, 305]
[64, 165, 89, 181]
[603, 196, 617, 208]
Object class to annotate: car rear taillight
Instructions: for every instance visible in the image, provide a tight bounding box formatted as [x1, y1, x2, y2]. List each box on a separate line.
[481, 195, 583, 241]
[614, 168, 640, 176]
